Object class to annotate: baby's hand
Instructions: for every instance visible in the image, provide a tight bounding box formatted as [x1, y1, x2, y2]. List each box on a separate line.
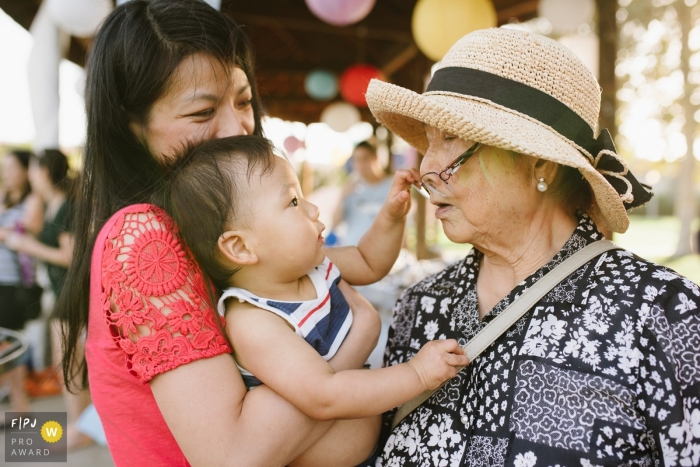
[381, 169, 421, 222]
[407, 339, 469, 390]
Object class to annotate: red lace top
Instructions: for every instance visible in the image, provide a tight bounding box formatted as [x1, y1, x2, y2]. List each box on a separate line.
[85, 204, 231, 467]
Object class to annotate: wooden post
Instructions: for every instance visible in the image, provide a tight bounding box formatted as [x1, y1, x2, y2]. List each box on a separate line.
[415, 153, 429, 259]
[301, 160, 314, 196]
[414, 56, 432, 259]
[596, 0, 617, 240]
[674, 1, 698, 257]
[597, 0, 618, 140]
[383, 129, 394, 174]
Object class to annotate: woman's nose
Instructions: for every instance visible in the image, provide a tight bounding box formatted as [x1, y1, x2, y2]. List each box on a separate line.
[420, 147, 440, 176]
[215, 102, 248, 138]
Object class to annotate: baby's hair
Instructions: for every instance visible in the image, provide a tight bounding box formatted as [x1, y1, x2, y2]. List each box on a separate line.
[159, 135, 278, 290]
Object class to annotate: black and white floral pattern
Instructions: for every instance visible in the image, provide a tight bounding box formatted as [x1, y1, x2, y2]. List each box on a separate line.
[378, 214, 700, 467]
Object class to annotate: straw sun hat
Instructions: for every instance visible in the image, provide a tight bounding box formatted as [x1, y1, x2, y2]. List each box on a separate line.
[366, 28, 652, 233]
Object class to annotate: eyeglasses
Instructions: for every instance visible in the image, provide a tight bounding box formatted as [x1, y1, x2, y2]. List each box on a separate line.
[413, 142, 482, 198]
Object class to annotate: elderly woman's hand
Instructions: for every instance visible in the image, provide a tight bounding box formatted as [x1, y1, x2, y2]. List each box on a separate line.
[407, 339, 469, 390]
[0, 227, 10, 243]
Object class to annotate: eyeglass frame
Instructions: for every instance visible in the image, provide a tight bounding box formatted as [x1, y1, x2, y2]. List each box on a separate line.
[414, 141, 482, 198]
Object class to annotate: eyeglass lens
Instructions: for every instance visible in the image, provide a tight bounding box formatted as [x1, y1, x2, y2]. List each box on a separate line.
[419, 142, 481, 196]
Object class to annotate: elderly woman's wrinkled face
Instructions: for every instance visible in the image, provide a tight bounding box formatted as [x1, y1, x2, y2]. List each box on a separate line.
[421, 126, 539, 245]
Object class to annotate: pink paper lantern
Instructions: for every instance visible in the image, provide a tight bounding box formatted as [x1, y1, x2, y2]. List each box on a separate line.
[305, 0, 376, 26]
[283, 136, 304, 154]
[339, 64, 385, 107]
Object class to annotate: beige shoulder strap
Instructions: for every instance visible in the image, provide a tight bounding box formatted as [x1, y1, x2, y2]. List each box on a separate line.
[391, 239, 618, 430]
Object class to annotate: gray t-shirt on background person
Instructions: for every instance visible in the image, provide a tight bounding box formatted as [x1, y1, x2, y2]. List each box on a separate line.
[341, 177, 393, 247]
[0, 201, 25, 285]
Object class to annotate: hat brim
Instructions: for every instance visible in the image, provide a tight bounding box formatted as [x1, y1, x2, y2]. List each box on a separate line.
[366, 79, 629, 233]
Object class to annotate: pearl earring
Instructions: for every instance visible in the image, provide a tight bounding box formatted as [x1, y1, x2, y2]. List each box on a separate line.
[537, 178, 548, 192]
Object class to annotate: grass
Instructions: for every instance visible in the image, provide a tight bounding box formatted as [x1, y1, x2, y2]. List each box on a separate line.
[614, 215, 700, 284]
[433, 215, 700, 285]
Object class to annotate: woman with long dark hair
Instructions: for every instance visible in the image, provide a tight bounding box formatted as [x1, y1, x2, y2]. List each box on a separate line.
[0, 149, 43, 329]
[4, 148, 93, 450]
[57, 1, 380, 465]
[0, 148, 42, 414]
[7, 150, 75, 297]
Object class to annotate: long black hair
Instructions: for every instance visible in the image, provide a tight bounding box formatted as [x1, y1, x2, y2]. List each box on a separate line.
[34, 149, 74, 199]
[2, 149, 33, 208]
[58, 0, 264, 390]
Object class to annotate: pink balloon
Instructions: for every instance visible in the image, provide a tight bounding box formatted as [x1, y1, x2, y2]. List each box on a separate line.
[284, 136, 303, 154]
[305, 0, 376, 26]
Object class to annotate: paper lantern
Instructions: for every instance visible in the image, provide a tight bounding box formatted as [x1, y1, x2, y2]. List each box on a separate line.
[117, 0, 220, 7]
[558, 33, 599, 78]
[412, 0, 497, 62]
[45, 0, 113, 37]
[339, 64, 385, 107]
[539, 0, 595, 35]
[283, 136, 304, 154]
[321, 102, 361, 133]
[305, 69, 339, 101]
[305, 0, 376, 26]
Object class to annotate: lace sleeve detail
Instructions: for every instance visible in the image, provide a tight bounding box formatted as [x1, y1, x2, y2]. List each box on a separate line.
[99, 205, 231, 383]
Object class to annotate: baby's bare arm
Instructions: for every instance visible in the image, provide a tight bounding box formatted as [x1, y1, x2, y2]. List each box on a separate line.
[324, 169, 419, 286]
[226, 302, 468, 421]
[289, 416, 381, 467]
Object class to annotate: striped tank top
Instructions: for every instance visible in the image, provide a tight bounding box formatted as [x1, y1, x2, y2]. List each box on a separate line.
[217, 257, 353, 388]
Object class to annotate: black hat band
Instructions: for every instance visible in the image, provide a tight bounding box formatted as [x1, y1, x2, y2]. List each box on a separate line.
[426, 67, 652, 208]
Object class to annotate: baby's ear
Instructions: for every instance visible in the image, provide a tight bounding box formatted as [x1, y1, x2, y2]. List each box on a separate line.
[218, 230, 258, 266]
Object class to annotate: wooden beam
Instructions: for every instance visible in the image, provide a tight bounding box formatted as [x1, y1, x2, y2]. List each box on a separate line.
[231, 12, 413, 42]
[382, 44, 420, 79]
[265, 20, 305, 58]
[496, 0, 539, 24]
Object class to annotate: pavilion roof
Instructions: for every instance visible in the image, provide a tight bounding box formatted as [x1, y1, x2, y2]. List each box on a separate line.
[0, 0, 539, 124]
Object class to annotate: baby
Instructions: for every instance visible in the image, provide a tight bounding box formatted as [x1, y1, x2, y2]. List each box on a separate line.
[161, 135, 468, 466]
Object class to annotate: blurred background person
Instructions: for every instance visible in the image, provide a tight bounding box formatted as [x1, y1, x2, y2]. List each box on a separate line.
[332, 141, 398, 369]
[333, 141, 394, 247]
[2, 148, 92, 449]
[0, 148, 43, 414]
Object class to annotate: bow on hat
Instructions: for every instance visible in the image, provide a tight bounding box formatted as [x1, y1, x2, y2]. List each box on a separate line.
[426, 67, 653, 209]
[589, 129, 651, 209]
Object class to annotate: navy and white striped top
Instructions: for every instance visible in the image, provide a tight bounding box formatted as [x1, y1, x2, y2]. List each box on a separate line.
[217, 257, 353, 388]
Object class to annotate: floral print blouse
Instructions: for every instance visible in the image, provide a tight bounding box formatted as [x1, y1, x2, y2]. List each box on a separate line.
[378, 214, 700, 467]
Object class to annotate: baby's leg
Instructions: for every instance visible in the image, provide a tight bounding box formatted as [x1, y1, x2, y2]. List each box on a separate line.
[289, 415, 381, 467]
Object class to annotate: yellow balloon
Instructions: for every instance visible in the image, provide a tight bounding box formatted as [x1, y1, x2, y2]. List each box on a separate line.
[412, 0, 497, 61]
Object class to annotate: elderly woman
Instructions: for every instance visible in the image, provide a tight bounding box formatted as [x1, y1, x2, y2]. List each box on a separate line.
[366, 28, 700, 467]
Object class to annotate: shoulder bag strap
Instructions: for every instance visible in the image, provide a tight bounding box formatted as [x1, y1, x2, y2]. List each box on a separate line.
[391, 239, 619, 430]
